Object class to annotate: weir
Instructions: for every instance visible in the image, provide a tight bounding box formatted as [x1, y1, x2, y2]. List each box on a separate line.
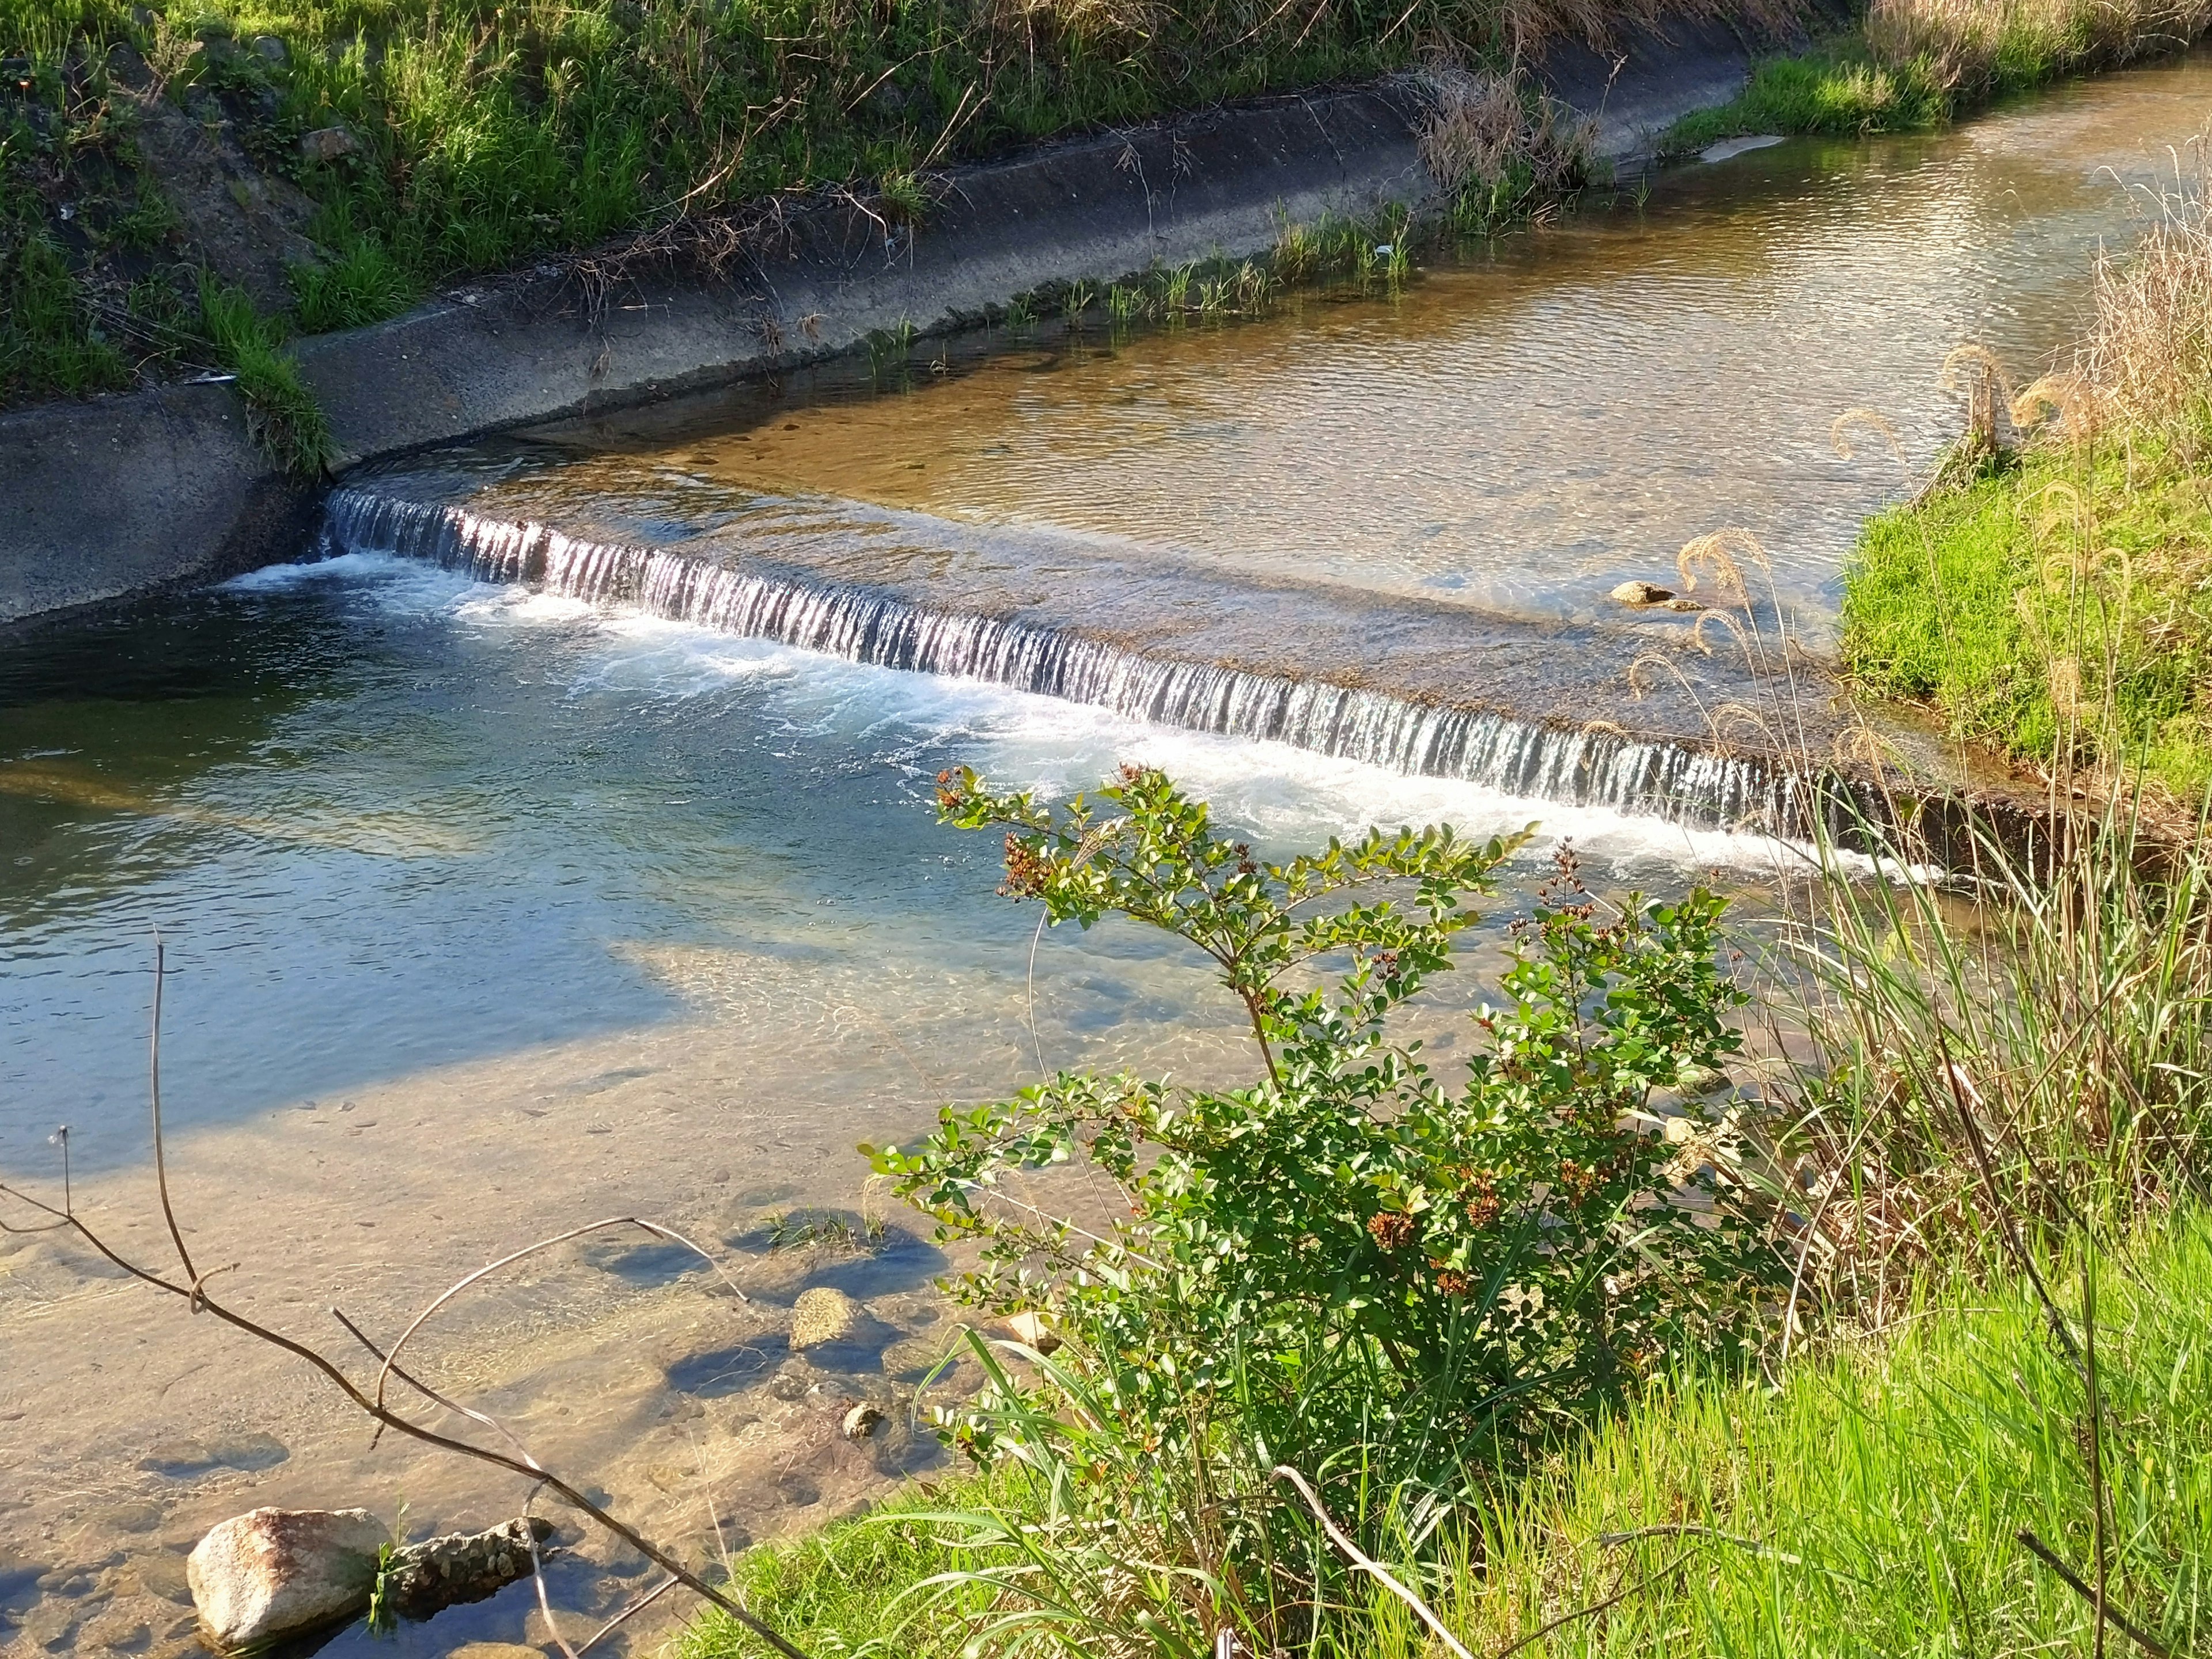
[323, 485, 1907, 846]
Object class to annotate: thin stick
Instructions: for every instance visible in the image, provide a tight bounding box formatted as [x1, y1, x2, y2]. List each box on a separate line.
[1026, 907, 1050, 1080]
[373, 1215, 745, 1416]
[1937, 1031, 2083, 1367]
[1271, 1464, 1475, 1659]
[0, 950, 815, 1659]
[578, 1574, 680, 1654]
[524, 1488, 585, 1659]
[148, 933, 200, 1288]
[1493, 1551, 1695, 1659]
[2016, 1531, 2172, 1658]
[2086, 1253, 2108, 1659]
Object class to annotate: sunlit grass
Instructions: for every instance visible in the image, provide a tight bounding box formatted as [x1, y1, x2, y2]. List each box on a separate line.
[677, 1216, 2212, 1657]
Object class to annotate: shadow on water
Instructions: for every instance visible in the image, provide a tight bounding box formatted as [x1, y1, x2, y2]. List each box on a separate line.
[666, 1336, 791, 1397]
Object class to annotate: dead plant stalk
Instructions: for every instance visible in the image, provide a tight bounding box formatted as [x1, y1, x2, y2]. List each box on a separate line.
[0, 939, 813, 1659]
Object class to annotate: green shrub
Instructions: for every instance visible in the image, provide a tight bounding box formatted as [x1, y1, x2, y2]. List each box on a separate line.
[872, 768, 1780, 1491]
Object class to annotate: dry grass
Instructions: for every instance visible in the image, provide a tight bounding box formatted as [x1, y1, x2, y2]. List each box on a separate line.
[2070, 143, 2212, 460]
[1413, 64, 1593, 196]
[1867, 0, 2212, 94]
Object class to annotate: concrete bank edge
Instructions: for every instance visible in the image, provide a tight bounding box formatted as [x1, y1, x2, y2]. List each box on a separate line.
[1, 20, 1762, 626]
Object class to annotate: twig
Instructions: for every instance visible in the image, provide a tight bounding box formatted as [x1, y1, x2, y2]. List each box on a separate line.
[1596, 1524, 1804, 1566]
[1492, 1550, 1694, 1659]
[1936, 1030, 2084, 1367]
[525, 1486, 585, 1659]
[0, 946, 815, 1659]
[372, 1214, 747, 1421]
[2086, 1254, 2109, 1659]
[149, 934, 200, 1289]
[2016, 1531, 2172, 1658]
[579, 1574, 681, 1654]
[1271, 1464, 1475, 1659]
[1026, 907, 1049, 1080]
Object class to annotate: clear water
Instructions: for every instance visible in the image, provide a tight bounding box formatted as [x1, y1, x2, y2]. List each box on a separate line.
[531, 55, 2212, 644]
[0, 554, 1771, 1165]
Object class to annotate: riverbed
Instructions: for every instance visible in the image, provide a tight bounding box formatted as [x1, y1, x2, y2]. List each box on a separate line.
[5, 55, 2209, 1658]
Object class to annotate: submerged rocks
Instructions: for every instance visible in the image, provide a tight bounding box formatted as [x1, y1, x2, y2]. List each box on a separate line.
[187, 1507, 389, 1650]
[789, 1286, 859, 1350]
[380, 1517, 555, 1621]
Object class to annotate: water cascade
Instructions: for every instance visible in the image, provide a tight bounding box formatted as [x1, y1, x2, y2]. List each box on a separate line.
[325, 487, 1895, 843]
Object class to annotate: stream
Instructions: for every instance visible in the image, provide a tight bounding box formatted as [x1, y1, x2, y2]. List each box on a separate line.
[4, 51, 2210, 1659]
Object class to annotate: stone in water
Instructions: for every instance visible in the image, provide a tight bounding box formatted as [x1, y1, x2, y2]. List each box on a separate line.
[1610, 581, 1674, 606]
[187, 1507, 389, 1649]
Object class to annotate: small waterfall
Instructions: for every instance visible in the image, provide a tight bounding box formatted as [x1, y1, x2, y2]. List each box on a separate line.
[323, 487, 1890, 841]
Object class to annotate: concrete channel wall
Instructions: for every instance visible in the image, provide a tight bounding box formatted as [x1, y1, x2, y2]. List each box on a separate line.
[0, 18, 1766, 626]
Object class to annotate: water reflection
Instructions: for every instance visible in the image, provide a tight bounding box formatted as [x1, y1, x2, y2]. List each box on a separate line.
[530, 52, 2212, 641]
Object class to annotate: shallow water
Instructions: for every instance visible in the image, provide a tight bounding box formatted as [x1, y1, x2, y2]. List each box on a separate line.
[535, 54, 2212, 642]
[0, 552, 1774, 1161]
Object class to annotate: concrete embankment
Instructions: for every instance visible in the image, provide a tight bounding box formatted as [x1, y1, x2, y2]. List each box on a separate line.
[0, 17, 1767, 626]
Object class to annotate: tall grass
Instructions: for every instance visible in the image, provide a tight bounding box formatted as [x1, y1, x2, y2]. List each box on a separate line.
[1673, 0, 2212, 150]
[1845, 157, 2212, 800]
[1868, 0, 2212, 100]
[1399, 1215, 2212, 1657]
[685, 1214, 2212, 1658]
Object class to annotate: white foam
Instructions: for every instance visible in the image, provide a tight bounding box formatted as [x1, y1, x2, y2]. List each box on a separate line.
[223, 550, 425, 590]
[335, 570, 1829, 878]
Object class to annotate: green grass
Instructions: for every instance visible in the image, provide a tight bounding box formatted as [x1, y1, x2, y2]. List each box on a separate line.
[1842, 438, 2212, 799]
[679, 1216, 2212, 1657]
[1665, 40, 1949, 150]
[1, 0, 1575, 396]
[1424, 1217, 2212, 1656]
[1665, 0, 2212, 154]
[196, 273, 336, 472]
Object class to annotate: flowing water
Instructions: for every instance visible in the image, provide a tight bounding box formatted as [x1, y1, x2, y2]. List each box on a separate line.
[5, 54, 2211, 1659]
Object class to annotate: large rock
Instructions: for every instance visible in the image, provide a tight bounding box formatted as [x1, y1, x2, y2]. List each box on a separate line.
[187, 1508, 390, 1649]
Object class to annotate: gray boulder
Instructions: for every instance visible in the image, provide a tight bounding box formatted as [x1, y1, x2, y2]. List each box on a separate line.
[187, 1507, 389, 1649]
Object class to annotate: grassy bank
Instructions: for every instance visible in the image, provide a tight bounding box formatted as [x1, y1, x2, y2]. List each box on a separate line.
[690, 1218, 2212, 1657]
[1668, 0, 2212, 150]
[1843, 177, 2212, 801]
[2, 0, 1662, 419]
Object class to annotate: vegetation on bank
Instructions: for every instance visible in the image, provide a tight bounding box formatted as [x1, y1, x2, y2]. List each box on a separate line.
[1, 0, 1637, 421]
[672, 762, 2210, 1658]
[1666, 0, 2212, 150]
[1843, 172, 2212, 801]
[694, 1221, 2212, 1657]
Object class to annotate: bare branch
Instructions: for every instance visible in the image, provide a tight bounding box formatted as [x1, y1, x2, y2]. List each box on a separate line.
[1271, 1464, 1475, 1659]
[372, 1215, 747, 1421]
[2016, 1530, 2172, 1658]
[1, 944, 816, 1659]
